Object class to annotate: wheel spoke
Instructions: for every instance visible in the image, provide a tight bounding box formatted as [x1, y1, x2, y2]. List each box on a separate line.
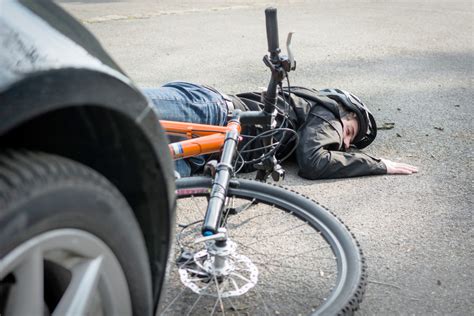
[212, 274, 225, 316]
[232, 230, 319, 240]
[190, 195, 206, 218]
[5, 248, 44, 315]
[224, 297, 239, 313]
[245, 222, 309, 247]
[186, 291, 203, 316]
[254, 286, 272, 316]
[169, 177, 366, 315]
[235, 240, 330, 261]
[161, 286, 189, 315]
[2, 229, 132, 316]
[53, 256, 103, 316]
[253, 260, 331, 272]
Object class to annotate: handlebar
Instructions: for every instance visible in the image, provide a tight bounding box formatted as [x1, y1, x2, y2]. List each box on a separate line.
[202, 7, 294, 234]
[265, 7, 280, 57]
[263, 7, 281, 114]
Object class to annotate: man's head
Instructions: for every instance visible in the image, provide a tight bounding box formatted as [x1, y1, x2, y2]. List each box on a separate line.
[319, 88, 377, 149]
[341, 112, 359, 150]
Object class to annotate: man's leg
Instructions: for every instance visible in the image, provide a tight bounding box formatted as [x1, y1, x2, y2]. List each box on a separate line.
[174, 159, 192, 178]
[142, 81, 228, 125]
[142, 82, 228, 176]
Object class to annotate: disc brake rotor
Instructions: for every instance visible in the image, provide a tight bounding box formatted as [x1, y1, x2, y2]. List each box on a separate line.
[177, 242, 258, 298]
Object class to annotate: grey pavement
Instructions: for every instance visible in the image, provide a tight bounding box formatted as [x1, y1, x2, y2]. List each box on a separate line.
[59, 0, 473, 314]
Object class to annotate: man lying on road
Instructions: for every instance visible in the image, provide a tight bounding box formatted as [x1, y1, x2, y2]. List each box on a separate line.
[143, 81, 418, 179]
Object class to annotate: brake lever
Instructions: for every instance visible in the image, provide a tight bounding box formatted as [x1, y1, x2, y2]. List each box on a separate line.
[286, 32, 296, 71]
[280, 32, 296, 73]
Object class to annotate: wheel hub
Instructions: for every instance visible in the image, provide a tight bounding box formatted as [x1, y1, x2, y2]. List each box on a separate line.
[177, 239, 258, 298]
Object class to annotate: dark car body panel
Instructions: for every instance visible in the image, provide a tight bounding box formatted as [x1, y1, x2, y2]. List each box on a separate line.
[0, 0, 175, 309]
[0, 0, 125, 92]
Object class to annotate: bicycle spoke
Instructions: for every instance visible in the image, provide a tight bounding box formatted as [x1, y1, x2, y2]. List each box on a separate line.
[210, 298, 219, 316]
[191, 195, 206, 219]
[234, 240, 330, 260]
[245, 222, 309, 247]
[224, 297, 238, 313]
[186, 292, 203, 316]
[257, 275, 330, 298]
[255, 260, 333, 272]
[165, 178, 366, 315]
[227, 212, 270, 230]
[254, 285, 272, 316]
[161, 286, 189, 314]
[212, 275, 225, 316]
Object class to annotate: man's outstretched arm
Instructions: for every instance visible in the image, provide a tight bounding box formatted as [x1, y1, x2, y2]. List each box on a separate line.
[295, 115, 417, 179]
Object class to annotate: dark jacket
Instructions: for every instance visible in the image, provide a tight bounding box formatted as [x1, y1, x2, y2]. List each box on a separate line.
[231, 87, 387, 179]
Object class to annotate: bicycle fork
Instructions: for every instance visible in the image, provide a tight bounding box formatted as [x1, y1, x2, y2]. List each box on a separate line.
[196, 110, 269, 287]
[201, 114, 241, 237]
[196, 113, 241, 281]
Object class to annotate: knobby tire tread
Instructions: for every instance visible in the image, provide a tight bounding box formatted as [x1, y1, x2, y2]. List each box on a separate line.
[259, 179, 367, 315]
[175, 176, 367, 316]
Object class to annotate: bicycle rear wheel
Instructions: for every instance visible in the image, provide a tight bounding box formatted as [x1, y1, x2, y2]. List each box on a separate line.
[161, 177, 366, 315]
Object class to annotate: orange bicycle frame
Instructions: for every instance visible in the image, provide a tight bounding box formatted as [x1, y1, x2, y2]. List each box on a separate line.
[160, 120, 242, 160]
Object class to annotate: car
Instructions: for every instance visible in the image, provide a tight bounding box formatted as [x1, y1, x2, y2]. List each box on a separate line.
[0, 1, 175, 315]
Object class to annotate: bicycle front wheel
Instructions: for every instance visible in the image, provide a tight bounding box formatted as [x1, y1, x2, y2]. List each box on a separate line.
[161, 177, 366, 315]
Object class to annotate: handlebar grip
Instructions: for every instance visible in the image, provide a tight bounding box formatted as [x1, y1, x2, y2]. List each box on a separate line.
[265, 7, 280, 54]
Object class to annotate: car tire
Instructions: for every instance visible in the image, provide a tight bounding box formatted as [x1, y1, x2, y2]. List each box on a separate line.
[0, 150, 152, 315]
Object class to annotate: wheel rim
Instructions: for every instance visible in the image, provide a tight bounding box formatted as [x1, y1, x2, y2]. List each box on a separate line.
[0, 229, 132, 315]
[161, 183, 350, 315]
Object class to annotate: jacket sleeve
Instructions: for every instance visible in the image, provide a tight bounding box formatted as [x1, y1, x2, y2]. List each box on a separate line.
[296, 114, 387, 179]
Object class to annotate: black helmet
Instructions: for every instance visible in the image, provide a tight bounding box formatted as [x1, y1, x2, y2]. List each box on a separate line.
[319, 88, 377, 149]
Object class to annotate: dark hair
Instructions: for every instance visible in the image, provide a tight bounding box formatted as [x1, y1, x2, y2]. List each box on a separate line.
[340, 109, 357, 120]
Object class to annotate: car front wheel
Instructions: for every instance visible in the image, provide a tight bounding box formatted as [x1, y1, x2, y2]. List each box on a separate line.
[0, 150, 152, 315]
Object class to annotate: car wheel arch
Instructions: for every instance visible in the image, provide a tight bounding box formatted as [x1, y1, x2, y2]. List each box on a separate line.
[0, 69, 175, 307]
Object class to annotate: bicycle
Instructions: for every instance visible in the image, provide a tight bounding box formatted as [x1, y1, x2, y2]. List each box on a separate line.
[159, 8, 366, 315]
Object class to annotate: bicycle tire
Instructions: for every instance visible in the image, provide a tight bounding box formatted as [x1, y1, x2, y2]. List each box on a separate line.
[161, 176, 366, 315]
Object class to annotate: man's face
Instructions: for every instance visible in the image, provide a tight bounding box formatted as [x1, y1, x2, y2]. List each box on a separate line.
[341, 116, 359, 150]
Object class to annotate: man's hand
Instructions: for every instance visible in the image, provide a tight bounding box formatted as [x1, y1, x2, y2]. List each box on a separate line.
[381, 159, 419, 175]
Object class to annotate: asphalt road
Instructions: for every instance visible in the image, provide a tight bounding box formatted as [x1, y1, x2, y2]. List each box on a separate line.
[60, 0, 473, 314]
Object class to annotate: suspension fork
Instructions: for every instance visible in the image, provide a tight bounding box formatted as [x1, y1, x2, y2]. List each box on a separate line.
[201, 113, 242, 236]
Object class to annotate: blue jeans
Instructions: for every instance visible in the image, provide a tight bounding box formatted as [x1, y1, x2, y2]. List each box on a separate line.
[142, 82, 228, 177]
